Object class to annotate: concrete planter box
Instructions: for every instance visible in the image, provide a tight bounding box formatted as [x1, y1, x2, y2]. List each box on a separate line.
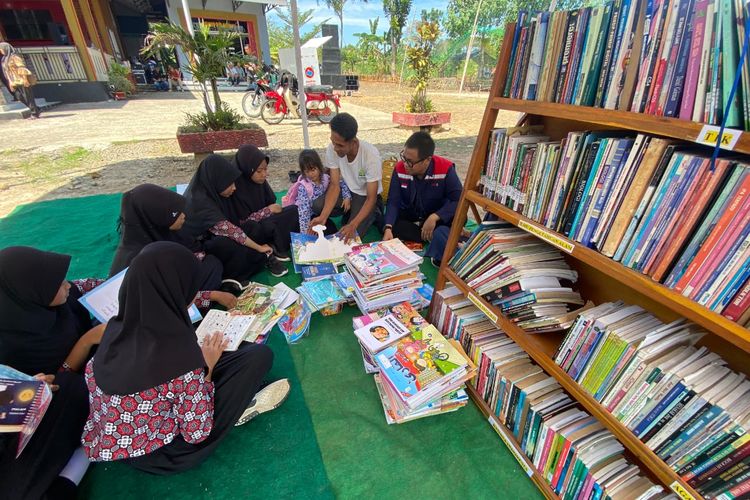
[176, 127, 268, 154]
[392, 111, 451, 131]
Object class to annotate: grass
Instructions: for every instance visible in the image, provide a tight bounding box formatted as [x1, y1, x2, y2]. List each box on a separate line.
[13, 147, 99, 182]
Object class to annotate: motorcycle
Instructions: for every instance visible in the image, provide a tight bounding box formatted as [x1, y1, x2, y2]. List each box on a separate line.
[241, 69, 277, 118]
[260, 84, 340, 125]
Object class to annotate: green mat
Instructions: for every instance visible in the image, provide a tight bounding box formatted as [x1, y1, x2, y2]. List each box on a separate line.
[0, 193, 542, 499]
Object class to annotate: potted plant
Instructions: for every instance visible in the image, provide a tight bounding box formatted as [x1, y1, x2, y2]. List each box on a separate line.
[142, 23, 268, 154]
[392, 20, 451, 132]
[107, 62, 134, 100]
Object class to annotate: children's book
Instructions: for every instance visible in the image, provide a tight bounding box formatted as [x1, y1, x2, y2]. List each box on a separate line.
[297, 278, 348, 311]
[195, 310, 256, 351]
[278, 300, 312, 344]
[301, 263, 337, 281]
[345, 239, 423, 283]
[0, 365, 53, 457]
[389, 302, 429, 334]
[354, 314, 411, 354]
[78, 267, 202, 324]
[291, 225, 361, 269]
[333, 272, 356, 299]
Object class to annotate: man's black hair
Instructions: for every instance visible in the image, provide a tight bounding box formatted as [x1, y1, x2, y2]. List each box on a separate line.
[404, 131, 435, 159]
[330, 113, 358, 141]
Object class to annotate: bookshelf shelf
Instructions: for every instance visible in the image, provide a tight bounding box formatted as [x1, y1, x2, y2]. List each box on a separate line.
[463, 189, 750, 354]
[465, 384, 558, 500]
[443, 268, 703, 500]
[489, 98, 750, 154]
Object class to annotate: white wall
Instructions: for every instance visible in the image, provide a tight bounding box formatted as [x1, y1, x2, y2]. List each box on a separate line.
[165, 0, 273, 76]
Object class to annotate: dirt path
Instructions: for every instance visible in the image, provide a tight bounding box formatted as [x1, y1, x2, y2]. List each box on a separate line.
[0, 82, 521, 217]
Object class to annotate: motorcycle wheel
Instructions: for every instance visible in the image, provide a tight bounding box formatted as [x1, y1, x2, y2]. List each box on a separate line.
[261, 99, 286, 125]
[316, 98, 339, 123]
[242, 91, 264, 118]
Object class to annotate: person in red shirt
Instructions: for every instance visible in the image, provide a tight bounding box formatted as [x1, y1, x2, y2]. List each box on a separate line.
[168, 66, 184, 92]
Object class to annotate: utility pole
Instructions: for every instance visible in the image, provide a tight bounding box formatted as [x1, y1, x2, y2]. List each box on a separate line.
[459, 0, 483, 95]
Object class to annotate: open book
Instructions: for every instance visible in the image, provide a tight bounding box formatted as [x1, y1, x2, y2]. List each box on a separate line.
[0, 365, 52, 457]
[78, 267, 202, 323]
[195, 310, 256, 351]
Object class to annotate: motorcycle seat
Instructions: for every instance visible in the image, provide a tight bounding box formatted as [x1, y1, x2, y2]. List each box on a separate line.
[304, 85, 333, 93]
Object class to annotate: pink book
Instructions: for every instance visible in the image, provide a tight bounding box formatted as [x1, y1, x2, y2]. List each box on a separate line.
[679, 0, 710, 119]
[536, 425, 557, 471]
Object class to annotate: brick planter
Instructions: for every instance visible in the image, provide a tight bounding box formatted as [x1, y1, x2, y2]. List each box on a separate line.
[176, 127, 268, 154]
[392, 111, 451, 131]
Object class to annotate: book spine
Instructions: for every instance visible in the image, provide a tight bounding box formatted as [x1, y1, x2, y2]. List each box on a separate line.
[684, 432, 750, 481]
[664, 0, 697, 116]
[680, 0, 710, 119]
[693, 1, 717, 121]
[582, 4, 614, 106]
[600, 0, 632, 106]
[637, 0, 671, 112]
[721, 0, 742, 127]
[595, 0, 624, 106]
[676, 426, 745, 475]
[657, 0, 693, 115]
[555, 11, 581, 103]
[634, 382, 689, 437]
[723, 276, 750, 320]
[594, 342, 636, 401]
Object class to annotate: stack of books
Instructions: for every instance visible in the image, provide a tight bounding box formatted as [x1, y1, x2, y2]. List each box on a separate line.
[290, 231, 361, 274]
[353, 301, 473, 424]
[430, 287, 665, 499]
[504, 1, 750, 131]
[296, 274, 351, 315]
[449, 222, 587, 333]
[480, 127, 750, 326]
[556, 301, 750, 498]
[344, 239, 425, 313]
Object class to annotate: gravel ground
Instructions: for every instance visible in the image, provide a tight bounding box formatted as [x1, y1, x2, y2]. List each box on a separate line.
[0, 81, 521, 217]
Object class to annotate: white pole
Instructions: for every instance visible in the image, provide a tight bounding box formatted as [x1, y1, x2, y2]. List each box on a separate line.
[291, 0, 310, 148]
[459, 0, 483, 95]
[181, 0, 194, 36]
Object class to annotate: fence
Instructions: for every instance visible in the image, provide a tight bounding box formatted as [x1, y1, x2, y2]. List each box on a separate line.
[18, 46, 88, 82]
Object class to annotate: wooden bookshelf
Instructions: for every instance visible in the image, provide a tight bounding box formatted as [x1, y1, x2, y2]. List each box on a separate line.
[431, 20, 750, 500]
[463, 189, 750, 354]
[490, 98, 750, 155]
[465, 383, 558, 500]
[444, 268, 702, 500]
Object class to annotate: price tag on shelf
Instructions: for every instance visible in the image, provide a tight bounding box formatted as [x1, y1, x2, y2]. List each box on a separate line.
[468, 292, 498, 323]
[518, 220, 575, 254]
[695, 124, 742, 151]
[669, 481, 696, 500]
[488, 416, 534, 477]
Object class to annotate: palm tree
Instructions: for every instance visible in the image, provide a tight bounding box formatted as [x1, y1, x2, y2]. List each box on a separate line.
[142, 23, 238, 118]
[319, 0, 367, 43]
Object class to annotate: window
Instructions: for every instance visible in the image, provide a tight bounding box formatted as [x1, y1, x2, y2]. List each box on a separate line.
[0, 9, 54, 41]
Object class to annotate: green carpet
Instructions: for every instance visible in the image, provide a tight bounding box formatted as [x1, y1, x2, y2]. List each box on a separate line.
[0, 193, 542, 499]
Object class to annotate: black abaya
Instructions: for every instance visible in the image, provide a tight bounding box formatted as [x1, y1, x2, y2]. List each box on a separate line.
[241, 206, 300, 253]
[124, 343, 273, 474]
[203, 237, 266, 282]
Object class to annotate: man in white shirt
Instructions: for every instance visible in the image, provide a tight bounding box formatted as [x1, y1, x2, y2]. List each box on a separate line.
[310, 113, 383, 241]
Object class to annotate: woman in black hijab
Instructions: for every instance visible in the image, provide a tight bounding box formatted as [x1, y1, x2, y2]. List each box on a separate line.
[109, 183, 235, 310]
[183, 154, 287, 281]
[0, 246, 104, 499]
[83, 242, 284, 474]
[225, 145, 300, 260]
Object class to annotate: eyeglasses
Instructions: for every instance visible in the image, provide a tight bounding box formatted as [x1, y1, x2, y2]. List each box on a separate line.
[400, 150, 429, 168]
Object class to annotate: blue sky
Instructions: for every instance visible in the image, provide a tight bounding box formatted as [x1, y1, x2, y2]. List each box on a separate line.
[267, 0, 449, 46]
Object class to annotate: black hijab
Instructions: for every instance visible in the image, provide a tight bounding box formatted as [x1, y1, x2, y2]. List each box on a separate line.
[183, 154, 242, 237]
[93, 241, 205, 395]
[0, 246, 92, 375]
[224, 145, 276, 225]
[109, 184, 186, 276]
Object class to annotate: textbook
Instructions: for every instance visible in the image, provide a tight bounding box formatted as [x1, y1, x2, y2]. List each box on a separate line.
[354, 314, 411, 354]
[0, 365, 53, 457]
[195, 309, 256, 351]
[78, 267, 202, 324]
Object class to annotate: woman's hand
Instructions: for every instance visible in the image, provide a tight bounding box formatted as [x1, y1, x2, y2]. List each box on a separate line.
[268, 203, 283, 214]
[200, 332, 228, 382]
[255, 243, 273, 255]
[33, 373, 59, 392]
[341, 198, 351, 212]
[210, 291, 238, 310]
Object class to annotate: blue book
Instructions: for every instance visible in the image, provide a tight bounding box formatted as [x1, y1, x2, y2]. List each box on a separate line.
[300, 263, 337, 281]
[569, 139, 610, 239]
[657, 405, 724, 461]
[633, 381, 688, 437]
[664, 0, 696, 116]
[710, 261, 750, 310]
[694, 221, 750, 304]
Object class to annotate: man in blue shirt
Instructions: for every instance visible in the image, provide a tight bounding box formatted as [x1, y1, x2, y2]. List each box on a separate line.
[382, 132, 463, 266]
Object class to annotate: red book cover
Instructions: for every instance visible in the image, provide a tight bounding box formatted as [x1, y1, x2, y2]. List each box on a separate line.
[723, 276, 750, 322]
[675, 170, 750, 292]
[647, 59, 668, 114]
[551, 437, 574, 488]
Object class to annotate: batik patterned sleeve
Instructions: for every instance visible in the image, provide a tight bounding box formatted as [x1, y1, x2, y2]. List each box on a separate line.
[296, 183, 313, 234]
[173, 369, 214, 444]
[244, 206, 272, 223]
[210, 220, 248, 246]
[340, 179, 352, 200]
[71, 278, 106, 295]
[193, 291, 213, 309]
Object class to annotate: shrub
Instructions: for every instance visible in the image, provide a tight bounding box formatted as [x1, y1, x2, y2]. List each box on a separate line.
[180, 103, 259, 132]
[107, 62, 134, 94]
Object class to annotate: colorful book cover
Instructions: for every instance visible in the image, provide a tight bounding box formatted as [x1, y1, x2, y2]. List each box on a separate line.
[301, 263, 337, 281]
[354, 314, 411, 354]
[278, 300, 312, 344]
[346, 239, 422, 280]
[333, 271, 356, 299]
[0, 371, 53, 457]
[374, 325, 466, 403]
[290, 231, 361, 270]
[297, 278, 347, 310]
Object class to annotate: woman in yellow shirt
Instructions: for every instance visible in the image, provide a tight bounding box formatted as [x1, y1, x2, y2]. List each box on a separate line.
[0, 42, 40, 118]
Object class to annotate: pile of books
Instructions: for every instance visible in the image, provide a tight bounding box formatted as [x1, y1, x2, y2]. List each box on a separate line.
[557, 301, 750, 498]
[504, 1, 750, 131]
[353, 301, 473, 424]
[296, 272, 354, 316]
[290, 231, 361, 274]
[480, 128, 750, 326]
[431, 287, 665, 499]
[449, 221, 587, 333]
[344, 239, 426, 313]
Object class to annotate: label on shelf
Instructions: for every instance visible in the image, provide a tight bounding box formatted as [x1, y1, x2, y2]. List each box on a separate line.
[517, 220, 575, 254]
[468, 292, 498, 323]
[696, 124, 742, 151]
[669, 481, 696, 500]
[488, 416, 534, 477]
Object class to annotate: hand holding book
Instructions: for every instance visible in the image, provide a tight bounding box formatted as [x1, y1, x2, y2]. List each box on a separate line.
[200, 331, 228, 382]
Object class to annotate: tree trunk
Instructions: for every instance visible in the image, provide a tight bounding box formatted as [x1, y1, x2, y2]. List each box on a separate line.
[339, 13, 344, 46]
[210, 77, 221, 111]
[390, 33, 397, 78]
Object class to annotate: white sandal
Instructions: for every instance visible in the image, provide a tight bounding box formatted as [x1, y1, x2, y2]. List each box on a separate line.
[235, 379, 291, 426]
